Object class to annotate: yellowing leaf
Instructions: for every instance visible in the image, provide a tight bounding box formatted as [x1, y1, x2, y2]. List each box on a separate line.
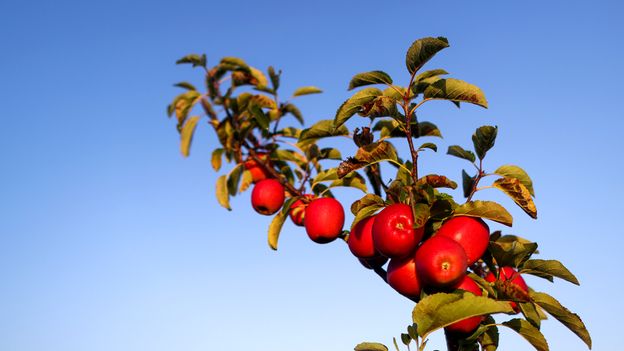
[493, 177, 537, 219]
[180, 116, 200, 157]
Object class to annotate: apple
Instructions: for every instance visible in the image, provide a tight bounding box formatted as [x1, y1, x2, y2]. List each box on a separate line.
[304, 197, 345, 244]
[415, 235, 468, 288]
[244, 153, 272, 183]
[358, 255, 388, 270]
[387, 255, 421, 299]
[445, 276, 484, 334]
[289, 194, 315, 226]
[251, 179, 285, 215]
[485, 266, 529, 313]
[372, 203, 424, 259]
[436, 216, 490, 265]
[348, 215, 378, 258]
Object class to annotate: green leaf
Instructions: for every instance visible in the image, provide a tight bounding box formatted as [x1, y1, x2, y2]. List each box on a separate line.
[350, 194, 385, 229]
[480, 323, 499, 351]
[472, 125, 498, 160]
[267, 210, 287, 250]
[493, 177, 537, 219]
[334, 87, 383, 129]
[348, 70, 393, 90]
[454, 201, 513, 227]
[417, 122, 443, 137]
[354, 342, 388, 351]
[319, 147, 342, 160]
[411, 203, 430, 229]
[282, 103, 304, 124]
[180, 116, 200, 157]
[216, 175, 230, 210]
[176, 54, 206, 67]
[415, 68, 449, 82]
[467, 272, 496, 297]
[416, 174, 457, 190]
[298, 119, 349, 144]
[227, 165, 244, 196]
[501, 318, 549, 351]
[277, 127, 301, 139]
[211, 148, 224, 171]
[494, 165, 535, 197]
[337, 141, 398, 178]
[174, 81, 197, 91]
[220, 56, 250, 71]
[412, 292, 514, 338]
[521, 259, 579, 285]
[313, 168, 340, 183]
[419, 142, 437, 151]
[400, 333, 411, 346]
[462, 170, 475, 198]
[268, 66, 280, 90]
[423, 78, 488, 108]
[489, 240, 538, 267]
[405, 37, 450, 75]
[407, 324, 418, 340]
[293, 86, 322, 97]
[519, 302, 542, 328]
[249, 104, 270, 130]
[530, 292, 591, 348]
[447, 145, 476, 163]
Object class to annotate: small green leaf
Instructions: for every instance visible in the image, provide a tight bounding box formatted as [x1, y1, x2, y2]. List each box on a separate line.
[334, 88, 383, 129]
[423, 78, 488, 108]
[298, 119, 349, 144]
[454, 201, 513, 227]
[493, 177, 537, 219]
[411, 203, 430, 228]
[447, 145, 476, 163]
[400, 333, 411, 346]
[419, 142, 437, 151]
[220, 57, 250, 71]
[313, 168, 339, 184]
[348, 70, 393, 90]
[519, 302, 542, 328]
[350, 194, 385, 229]
[412, 292, 514, 338]
[174, 81, 197, 91]
[472, 125, 498, 160]
[501, 318, 549, 351]
[319, 148, 342, 160]
[293, 86, 322, 97]
[211, 148, 224, 171]
[227, 165, 243, 196]
[216, 175, 230, 210]
[530, 291, 591, 349]
[521, 259, 579, 285]
[268, 210, 287, 250]
[282, 103, 304, 124]
[407, 323, 418, 340]
[462, 170, 475, 198]
[268, 66, 280, 90]
[176, 54, 206, 67]
[354, 342, 388, 351]
[415, 69, 449, 82]
[180, 116, 200, 157]
[417, 121, 442, 138]
[329, 173, 368, 193]
[480, 322, 499, 351]
[416, 174, 457, 190]
[249, 104, 270, 130]
[494, 165, 535, 197]
[405, 37, 450, 75]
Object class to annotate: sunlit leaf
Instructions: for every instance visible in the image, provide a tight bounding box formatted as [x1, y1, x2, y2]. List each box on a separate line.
[298, 119, 349, 144]
[268, 210, 287, 250]
[405, 37, 449, 75]
[176, 54, 206, 67]
[211, 148, 224, 171]
[337, 141, 398, 178]
[348, 71, 393, 90]
[334, 87, 383, 129]
[493, 177, 537, 219]
[180, 116, 200, 157]
[354, 342, 388, 351]
[521, 259, 579, 285]
[293, 86, 322, 97]
[423, 78, 488, 108]
[447, 145, 476, 163]
[494, 165, 535, 197]
[216, 175, 230, 210]
[501, 318, 549, 351]
[530, 291, 591, 349]
[472, 125, 498, 160]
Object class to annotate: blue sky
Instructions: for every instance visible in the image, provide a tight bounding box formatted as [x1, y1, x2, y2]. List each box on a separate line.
[1, 0, 622, 350]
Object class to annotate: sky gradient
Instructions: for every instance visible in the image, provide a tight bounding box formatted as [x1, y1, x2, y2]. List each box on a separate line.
[1, 1, 623, 350]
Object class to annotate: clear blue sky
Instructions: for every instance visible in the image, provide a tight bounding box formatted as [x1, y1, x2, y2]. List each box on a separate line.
[1, 0, 622, 350]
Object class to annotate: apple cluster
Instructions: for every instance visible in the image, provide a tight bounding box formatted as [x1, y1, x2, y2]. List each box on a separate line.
[248, 157, 529, 335]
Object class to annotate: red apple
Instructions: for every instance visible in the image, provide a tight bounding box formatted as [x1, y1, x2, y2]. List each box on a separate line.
[304, 197, 345, 244]
[251, 179, 285, 215]
[358, 255, 388, 270]
[289, 194, 315, 226]
[244, 153, 272, 183]
[436, 216, 490, 265]
[415, 236, 468, 288]
[485, 266, 529, 313]
[387, 255, 421, 299]
[445, 276, 484, 334]
[372, 203, 424, 259]
[348, 216, 378, 258]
